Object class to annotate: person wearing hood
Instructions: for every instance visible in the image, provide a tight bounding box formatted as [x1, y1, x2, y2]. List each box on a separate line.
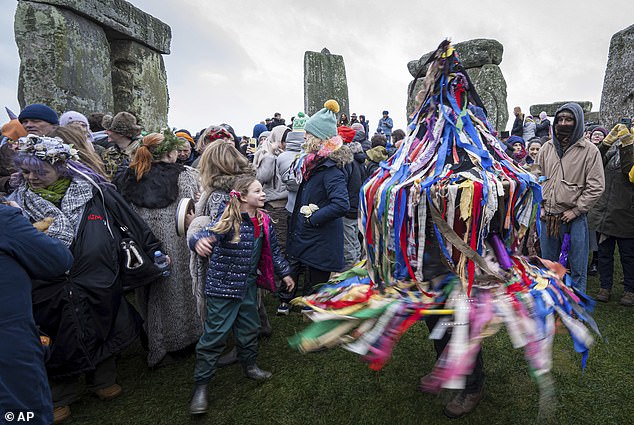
[275, 112, 308, 315]
[286, 100, 352, 305]
[365, 134, 389, 177]
[338, 125, 365, 269]
[253, 125, 289, 251]
[522, 115, 536, 141]
[536, 103, 605, 293]
[535, 111, 551, 139]
[588, 123, 634, 306]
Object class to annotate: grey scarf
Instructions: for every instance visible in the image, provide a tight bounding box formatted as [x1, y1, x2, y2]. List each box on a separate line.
[11, 177, 94, 247]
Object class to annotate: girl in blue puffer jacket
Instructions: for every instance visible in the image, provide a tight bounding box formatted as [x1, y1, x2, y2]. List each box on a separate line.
[187, 176, 294, 415]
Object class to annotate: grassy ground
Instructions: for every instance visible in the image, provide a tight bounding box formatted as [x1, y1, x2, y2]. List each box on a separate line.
[67, 265, 633, 425]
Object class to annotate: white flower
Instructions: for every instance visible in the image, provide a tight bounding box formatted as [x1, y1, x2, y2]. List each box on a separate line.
[300, 204, 320, 218]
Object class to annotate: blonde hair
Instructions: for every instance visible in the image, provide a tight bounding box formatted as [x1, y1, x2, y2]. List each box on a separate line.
[211, 176, 262, 243]
[303, 133, 323, 153]
[49, 126, 107, 178]
[198, 140, 253, 190]
[129, 133, 164, 181]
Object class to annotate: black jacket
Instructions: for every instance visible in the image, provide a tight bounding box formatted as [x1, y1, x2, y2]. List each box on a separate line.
[31, 185, 160, 378]
[344, 150, 366, 218]
[511, 115, 524, 137]
[535, 119, 551, 138]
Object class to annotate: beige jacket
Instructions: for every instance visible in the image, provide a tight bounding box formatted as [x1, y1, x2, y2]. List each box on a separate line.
[536, 137, 604, 215]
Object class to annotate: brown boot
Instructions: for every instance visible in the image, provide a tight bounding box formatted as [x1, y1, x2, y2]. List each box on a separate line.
[596, 288, 611, 302]
[95, 383, 123, 400]
[620, 291, 634, 307]
[53, 406, 71, 424]
[443, 386, 485, 419]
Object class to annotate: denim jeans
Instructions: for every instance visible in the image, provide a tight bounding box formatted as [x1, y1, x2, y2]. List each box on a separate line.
[540, 214, 589, 293]
[598, 236, 634, 293]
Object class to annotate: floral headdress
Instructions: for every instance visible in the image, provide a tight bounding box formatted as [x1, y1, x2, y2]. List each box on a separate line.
[17, 134, 79, 164]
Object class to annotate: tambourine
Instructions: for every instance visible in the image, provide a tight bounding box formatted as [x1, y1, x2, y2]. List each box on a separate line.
[175, 198, 195, 236]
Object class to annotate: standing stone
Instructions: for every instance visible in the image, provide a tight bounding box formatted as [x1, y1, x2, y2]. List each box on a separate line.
[304, 48, 349, 118]
[600, 24, 634, 127]
[407, 39, 508, 132]
[468, 65, 508, 132]
[111, 40, 169, 131]
[15, 1, 114, 115]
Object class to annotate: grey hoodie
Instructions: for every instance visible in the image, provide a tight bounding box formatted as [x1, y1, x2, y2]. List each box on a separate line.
[552, 102, 585, 158]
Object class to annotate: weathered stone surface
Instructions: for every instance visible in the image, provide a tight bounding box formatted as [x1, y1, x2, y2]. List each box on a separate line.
[111, 40, 169, 131]
[600, 24, 634, 127]
[406, 65, 508, 132]
[21, 0, 171, 53]
[530, 102, 593, 117]
[304, 49, 349, 118]
[408, 39, 503, 77]
[585, 111, 600, 124]
[15, 1, 114, 115]
[468, 65, 508, 132]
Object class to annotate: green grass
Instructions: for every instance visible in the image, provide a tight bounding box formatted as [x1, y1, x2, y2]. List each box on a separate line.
[68, 264, 634, 425]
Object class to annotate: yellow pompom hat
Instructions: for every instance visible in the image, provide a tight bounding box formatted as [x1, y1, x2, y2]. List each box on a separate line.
[304, 99, 340, 139]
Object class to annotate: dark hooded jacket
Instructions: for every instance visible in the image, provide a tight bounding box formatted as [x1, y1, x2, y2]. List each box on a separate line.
[536, 103, 604, 216]
[588, 142, 634, 238]
[1, 204, 73, 424]
[344, 142, 366, 218]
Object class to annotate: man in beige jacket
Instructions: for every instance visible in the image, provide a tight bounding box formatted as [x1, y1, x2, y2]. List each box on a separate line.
[536, 102, 604, 293]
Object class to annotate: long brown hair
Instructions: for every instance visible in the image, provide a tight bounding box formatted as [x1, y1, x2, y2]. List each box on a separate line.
[49, 126, 107, 178]
[211, 176, 261, 243]
[129, 133, 163, 181]
[198, 140, 253, 190]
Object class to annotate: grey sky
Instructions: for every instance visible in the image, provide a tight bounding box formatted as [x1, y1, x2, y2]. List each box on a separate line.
[1, 0, 632, 136]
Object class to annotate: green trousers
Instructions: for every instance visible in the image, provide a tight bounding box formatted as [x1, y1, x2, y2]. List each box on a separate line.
[193, 281, 260, 384]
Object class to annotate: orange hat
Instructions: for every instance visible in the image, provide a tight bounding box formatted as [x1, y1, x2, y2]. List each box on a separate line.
[1, 119, 27, 141]
[337, 126, 356, 144]
[175, 131, 195, 147]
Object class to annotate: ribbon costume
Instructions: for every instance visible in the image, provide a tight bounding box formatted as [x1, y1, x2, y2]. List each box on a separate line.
[288, 41, 599, 412]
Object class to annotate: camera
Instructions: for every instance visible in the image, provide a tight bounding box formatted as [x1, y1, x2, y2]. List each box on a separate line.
[621, 117, 632, 129]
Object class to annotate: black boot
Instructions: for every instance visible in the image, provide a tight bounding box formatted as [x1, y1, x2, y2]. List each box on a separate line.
[244, 364, 272, 380]
[189, 384, 208, 415]
[217, 346, 238, 368]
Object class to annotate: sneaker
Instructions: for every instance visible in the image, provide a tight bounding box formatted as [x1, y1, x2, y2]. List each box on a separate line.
[53, 406, 71, 424]
[595, 288, 610, 303]
[94, 383, 123, 401]
[276, 303, 290, 316]
[443, 386, 485, 419]
[620, 291, 634, 307]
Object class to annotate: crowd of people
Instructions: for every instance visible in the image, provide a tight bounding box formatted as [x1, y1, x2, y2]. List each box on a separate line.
[1, 98, 633, 424]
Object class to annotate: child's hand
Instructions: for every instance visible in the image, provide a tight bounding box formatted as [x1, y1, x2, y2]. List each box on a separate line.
[282, 275, 295, 292]
[195, 236, 215, 257]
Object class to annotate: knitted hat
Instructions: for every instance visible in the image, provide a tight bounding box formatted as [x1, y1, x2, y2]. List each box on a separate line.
[60, 110, 89, 127]
[507, 135, 525, 147]
[292, 111, 309, 132]
[591, 126, 608, 137]
[101, 112, 142, 139]
[258, 131, 270, 141]
[1, 119, 27, 141]
[304, 100, 339, 140]
[18, 104, 59, 125]
[175, 131, 195, 146]
[337, 126, 356, 144]
[539, 111, 548, 120]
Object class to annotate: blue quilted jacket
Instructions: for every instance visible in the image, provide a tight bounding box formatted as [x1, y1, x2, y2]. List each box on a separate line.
[189, 211, 290, 300]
